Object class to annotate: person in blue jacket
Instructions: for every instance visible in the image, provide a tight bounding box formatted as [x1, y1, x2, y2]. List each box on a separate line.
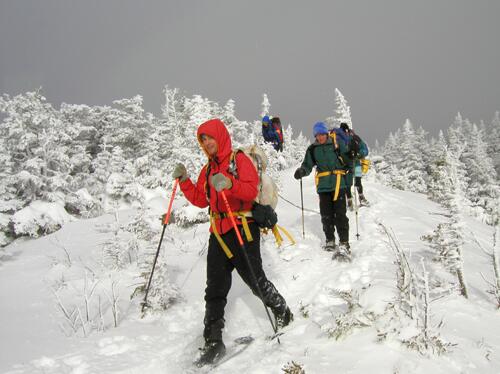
[262, 115, 284, 152]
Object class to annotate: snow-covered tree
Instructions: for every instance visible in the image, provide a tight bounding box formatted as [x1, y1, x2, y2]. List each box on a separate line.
[398, 119, 427, 193]
[427, 131, 451, 203]
[0, 91, 72, 204]
[486, 112, 500, 177]
[422, 144, 469, 298]
[261, 93, 270, 118]
[333, 88, 352, 129]
[461, 124, 499, 220]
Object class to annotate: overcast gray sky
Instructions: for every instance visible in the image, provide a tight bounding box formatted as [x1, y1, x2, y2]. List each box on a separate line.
[1, 0, 499, 144]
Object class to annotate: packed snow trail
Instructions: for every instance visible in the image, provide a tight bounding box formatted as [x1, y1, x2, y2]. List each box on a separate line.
[1, 169, 499, 373]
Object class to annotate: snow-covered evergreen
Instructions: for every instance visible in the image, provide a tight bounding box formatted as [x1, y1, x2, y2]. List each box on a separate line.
[260, 93, 271, 118]
[0, 88, 310, 245]
[331, 88, 352, 130]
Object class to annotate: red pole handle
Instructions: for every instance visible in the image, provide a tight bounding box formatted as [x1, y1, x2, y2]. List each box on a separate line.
[220, 190, 244, 246]
[162, 179, 179, 225]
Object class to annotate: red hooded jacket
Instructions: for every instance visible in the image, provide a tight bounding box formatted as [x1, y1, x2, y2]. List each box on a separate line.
[179, 119, 259, 235]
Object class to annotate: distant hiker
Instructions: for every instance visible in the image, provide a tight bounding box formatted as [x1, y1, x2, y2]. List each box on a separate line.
[173, 118, 292, 367]
[262, 115, 284, 152]
[337, 123, 370, 209]
[294, 121, 354, 260]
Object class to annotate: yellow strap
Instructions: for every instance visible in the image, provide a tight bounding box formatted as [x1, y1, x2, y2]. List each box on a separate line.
[330, 132, 339, 149]
[234, 213, 253, 242]
[262, 224, 296, 248]
[315, 170, 346, 201]
[276, 225, 296, 247]
[272, 225, 283, 247]
[210, 215, 234, 259]
[209, 210, 254, 259]
[333, 172, 342, 201]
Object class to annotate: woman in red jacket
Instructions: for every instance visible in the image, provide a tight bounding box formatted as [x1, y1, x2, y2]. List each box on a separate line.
[173, 118, 292, 366]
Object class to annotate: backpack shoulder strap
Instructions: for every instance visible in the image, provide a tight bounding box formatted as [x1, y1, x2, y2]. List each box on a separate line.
[330, 132, 339, 149]
[228, 149, 244, 179]
[204, 162, 212, 201]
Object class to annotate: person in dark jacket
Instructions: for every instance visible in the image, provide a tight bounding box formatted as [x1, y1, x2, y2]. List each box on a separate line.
[338, 123, 370, 209]
[262, 115, 284, 152]
[262, 115, 273, 143]
[294, 122, 353, 259]
[173, 118, 292, 366]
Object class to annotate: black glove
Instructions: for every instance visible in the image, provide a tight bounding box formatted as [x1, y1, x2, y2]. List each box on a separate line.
[294, 168, 306, 180]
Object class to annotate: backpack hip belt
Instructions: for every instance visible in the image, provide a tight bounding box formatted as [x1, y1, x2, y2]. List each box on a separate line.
[209, 210, 254, 259]
[315, 169, 347, 201]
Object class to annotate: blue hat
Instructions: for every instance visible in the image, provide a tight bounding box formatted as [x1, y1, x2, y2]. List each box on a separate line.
[262, 115, 271, 124]
[313, 122, 328, 137]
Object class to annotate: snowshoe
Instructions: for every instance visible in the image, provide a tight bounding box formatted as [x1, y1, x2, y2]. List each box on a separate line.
[359, 200, 370, 207]
[359, 195, 370, 207]
[332, 242, 351, 262]
[323, 239, 337, 252]
[194, 340, 226, 367]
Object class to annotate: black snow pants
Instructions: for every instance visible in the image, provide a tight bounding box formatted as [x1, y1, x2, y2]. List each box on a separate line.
[203, 222, 286, 342]
[318, 189, 349, 243]
[345, 177, 363, 198]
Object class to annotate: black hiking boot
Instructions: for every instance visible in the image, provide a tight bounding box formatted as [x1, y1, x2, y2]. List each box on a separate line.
[359, 194, 370, 207]
[195, 340, 226, 367]
[272, 306, 294, 329]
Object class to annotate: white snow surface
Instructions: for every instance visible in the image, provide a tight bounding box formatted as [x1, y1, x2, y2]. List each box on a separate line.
[1, 169, 499, 374]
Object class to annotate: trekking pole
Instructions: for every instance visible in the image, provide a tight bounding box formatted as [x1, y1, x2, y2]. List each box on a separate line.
[141, 178, 179, 314]
[219, 190, 281, 344]
[352, 161, 360, 240]
[300, 178, 305, 238]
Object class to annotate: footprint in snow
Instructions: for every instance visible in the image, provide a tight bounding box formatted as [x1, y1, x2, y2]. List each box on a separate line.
[98, 336, 136, 356]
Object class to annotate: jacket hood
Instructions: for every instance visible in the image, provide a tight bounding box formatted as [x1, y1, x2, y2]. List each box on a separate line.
[197, 119, 232, 162]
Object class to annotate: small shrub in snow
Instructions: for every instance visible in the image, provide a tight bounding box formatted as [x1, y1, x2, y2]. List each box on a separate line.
[379, 223, 455, 356]
[135, 249, 182, 312]
[100, 211, 140, 270]
[172, 203, 209, 228]
[52, 269, 124, 337]
[11, 201, 73, 238]
[64, 188, 101, 218]
[298, 301, 310, 318]
[282, 361, 306, 374]
[421, 220, 468, 299]
[325, 289, 377, 340]
[473, 229, 500, 309]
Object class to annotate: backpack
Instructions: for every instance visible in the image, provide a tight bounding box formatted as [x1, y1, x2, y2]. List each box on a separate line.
[205, 145, 278, 224]
[230, 145, 278, 209]
[228, 145, 295, 246]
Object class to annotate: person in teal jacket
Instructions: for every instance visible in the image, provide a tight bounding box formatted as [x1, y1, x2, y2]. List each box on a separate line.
[338, 123, 370, 209]
[294, 122, 354, 258]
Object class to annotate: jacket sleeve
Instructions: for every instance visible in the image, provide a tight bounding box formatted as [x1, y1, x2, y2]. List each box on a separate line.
[179, 165, 209, 208]
[225, 153, 258, 201]
[359, 140, 369, 158]
[262, 124, 272, 142]
[300, 145, 315, 176]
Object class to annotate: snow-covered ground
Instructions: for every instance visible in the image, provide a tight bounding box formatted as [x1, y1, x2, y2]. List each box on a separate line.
[1, 169, 499, 374]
